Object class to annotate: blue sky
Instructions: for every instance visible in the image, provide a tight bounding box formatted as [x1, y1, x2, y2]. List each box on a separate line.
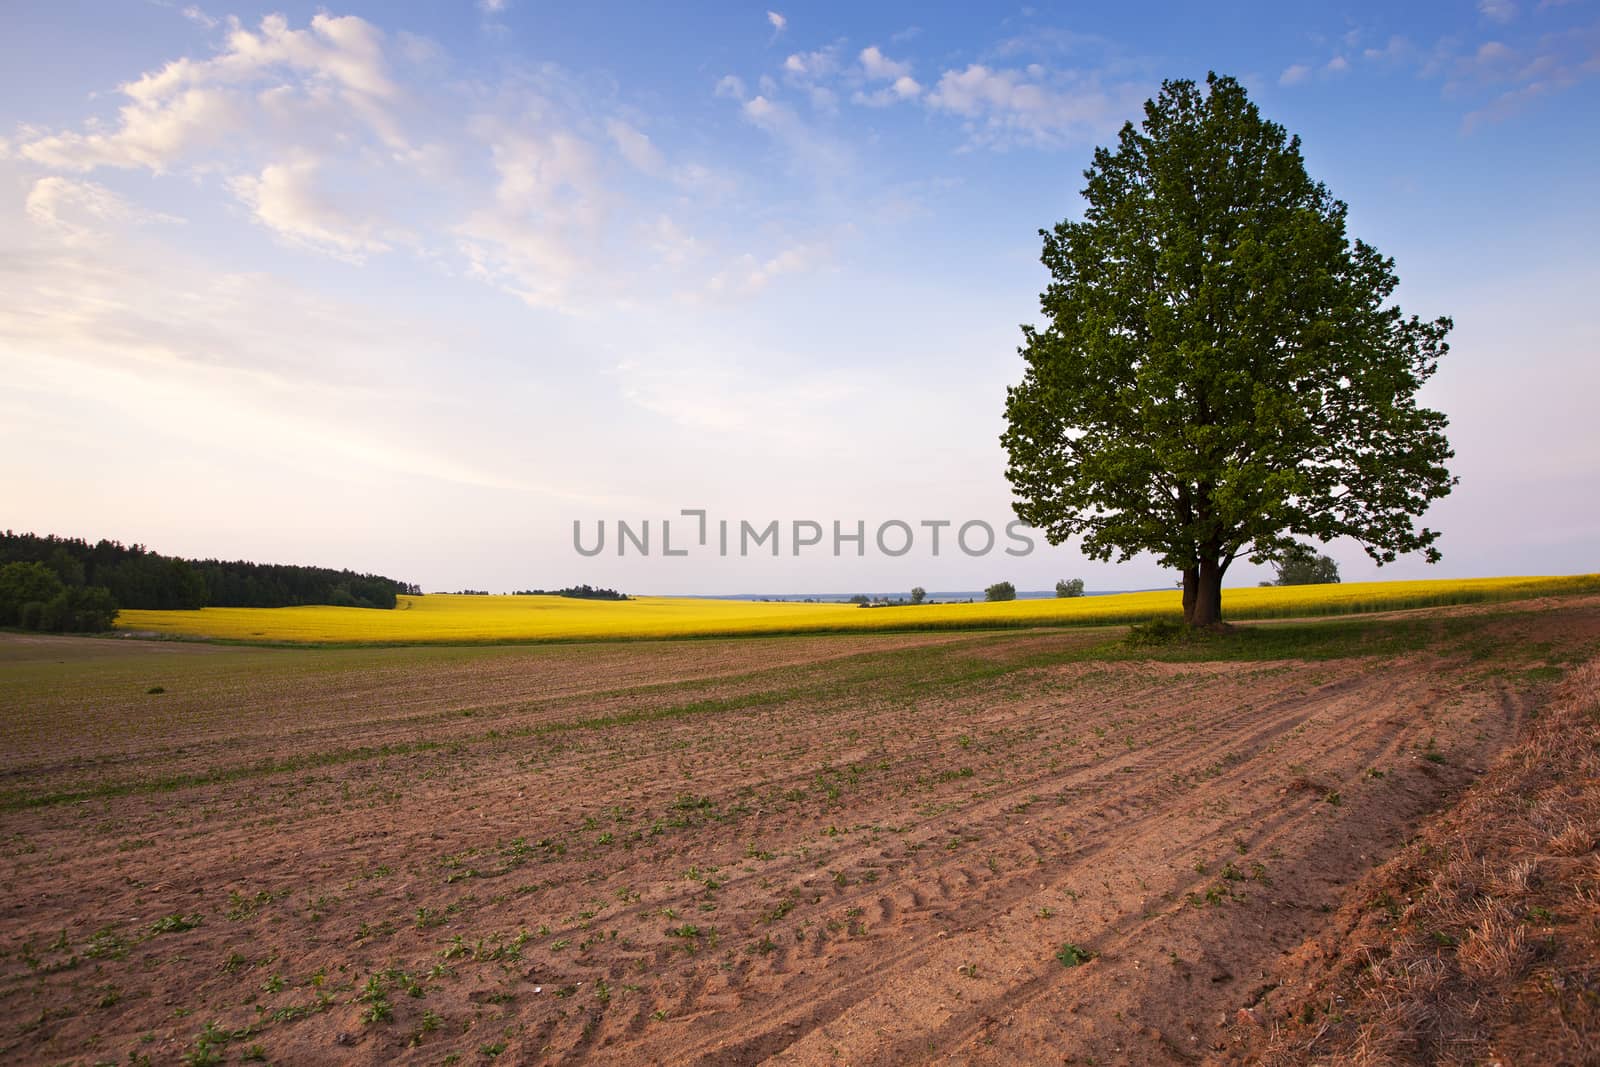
[1, 1, 1596, 594]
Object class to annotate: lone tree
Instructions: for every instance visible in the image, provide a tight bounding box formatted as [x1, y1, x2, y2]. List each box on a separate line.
[1056, 577, 1086, 598]
[1002, 74, 1454, 627]
[1274, 543, 1340, 586]
[910, 586, 927, 604]
[985, 581, 1017, 602]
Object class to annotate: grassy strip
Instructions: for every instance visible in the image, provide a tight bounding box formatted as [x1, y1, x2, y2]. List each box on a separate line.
[7, 608, 1578, 812]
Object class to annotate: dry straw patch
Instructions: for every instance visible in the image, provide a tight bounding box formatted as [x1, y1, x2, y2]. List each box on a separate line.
[1242, 659, 1600, 1066]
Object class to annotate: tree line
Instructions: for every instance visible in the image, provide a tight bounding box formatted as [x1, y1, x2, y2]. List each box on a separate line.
[513, 585, 631, 601]
[0, 531, 418, 632]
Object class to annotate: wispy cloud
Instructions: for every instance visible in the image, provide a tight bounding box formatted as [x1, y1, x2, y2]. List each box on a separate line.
[229, 154, 400, 260]
[924, 64, 1141, 148]
[17, 13, 402, 172]
[606, 118, 666, 176]
[180, 5, 218, 30]
[1479, 0, 1518, 24]
[729, 25, 1141, 150]
[1438, 19, 1600, 129]
[9, 13, 793, 315]
[24, 176, 178, 243]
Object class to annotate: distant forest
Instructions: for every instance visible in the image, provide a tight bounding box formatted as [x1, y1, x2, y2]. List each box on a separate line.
[514, 585, 630, 601]
[0, 532, 419, 632]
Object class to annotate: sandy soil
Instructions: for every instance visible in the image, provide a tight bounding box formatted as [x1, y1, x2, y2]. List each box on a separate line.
[2, 602, 1596, 1065]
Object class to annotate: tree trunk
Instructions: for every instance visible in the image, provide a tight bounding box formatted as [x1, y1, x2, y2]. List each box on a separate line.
[1181, 567, 1199, 625]
[1190, 558, 1224, 628]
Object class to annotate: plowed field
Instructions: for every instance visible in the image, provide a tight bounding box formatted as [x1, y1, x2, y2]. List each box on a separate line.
[3, 600, 1597, 1065]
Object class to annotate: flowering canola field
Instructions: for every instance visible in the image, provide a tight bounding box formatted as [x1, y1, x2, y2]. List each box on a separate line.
[113, 574, 1600, 645]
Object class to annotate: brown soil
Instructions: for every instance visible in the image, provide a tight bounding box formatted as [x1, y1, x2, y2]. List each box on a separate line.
[1, 602, 1597, 1065]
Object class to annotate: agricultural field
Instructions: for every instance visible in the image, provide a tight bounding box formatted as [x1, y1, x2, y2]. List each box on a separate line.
[114, 574, 1600, 644]
[3, 593, 1598, 1064]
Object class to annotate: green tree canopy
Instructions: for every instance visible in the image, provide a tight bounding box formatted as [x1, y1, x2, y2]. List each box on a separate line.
[0, 562, 65, 625]
[1275, 544, 1341, 586]
[985, 581, 1017, 602]
[1002, 73, 1454, 626]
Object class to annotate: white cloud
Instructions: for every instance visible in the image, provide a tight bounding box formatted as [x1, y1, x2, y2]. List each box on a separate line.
[19, 88, 239, 172]
[181, 6, 218, 30]
[743, 95, 778, 125]
[1444, 22, 1600, 129]
[852, 46, 921, 105]
[1325, 55, 1350, 74]
[782, 46, 840, 80]
[23, 177, 176, 243]
[767, 11, 786, 33]
[1479, 0, 1518, 23]
[229, 155, 395, 259]
[925, 64, 1138, 148]
[854, 76, 922, 107]
[13, 8, 838, 331]
[859, 46, 912, 81]
[124, 14, 396, 103]
[726, 87, 854, 182]
[606, 118, 666, 176]
[1279, 63, 1312, 86]
[17, 13, 401, 173]
[452, 128, 610, 309]
[479, 0, 509, 13]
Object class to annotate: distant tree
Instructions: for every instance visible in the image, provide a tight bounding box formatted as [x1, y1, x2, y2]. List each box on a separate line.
[910, 586, 927, 604]
[985, 581, 1017, 602]
[39, 585, 118, 632]
[1274, 544, 1341, 586]
[1055, 577, 1086, 598]
[0, 561, 116, 631]
[515, 585, 630, 599]
[1001, 74, 1454, 627]
[0, 562, 66, 626]
[847, 594, 871, 606]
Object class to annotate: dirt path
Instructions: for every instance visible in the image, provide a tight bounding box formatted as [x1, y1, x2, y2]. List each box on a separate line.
[1, 603, 1595, 1065]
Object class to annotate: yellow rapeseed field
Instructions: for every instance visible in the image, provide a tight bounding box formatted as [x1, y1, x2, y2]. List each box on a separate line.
[113, 574, 1600, 645]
